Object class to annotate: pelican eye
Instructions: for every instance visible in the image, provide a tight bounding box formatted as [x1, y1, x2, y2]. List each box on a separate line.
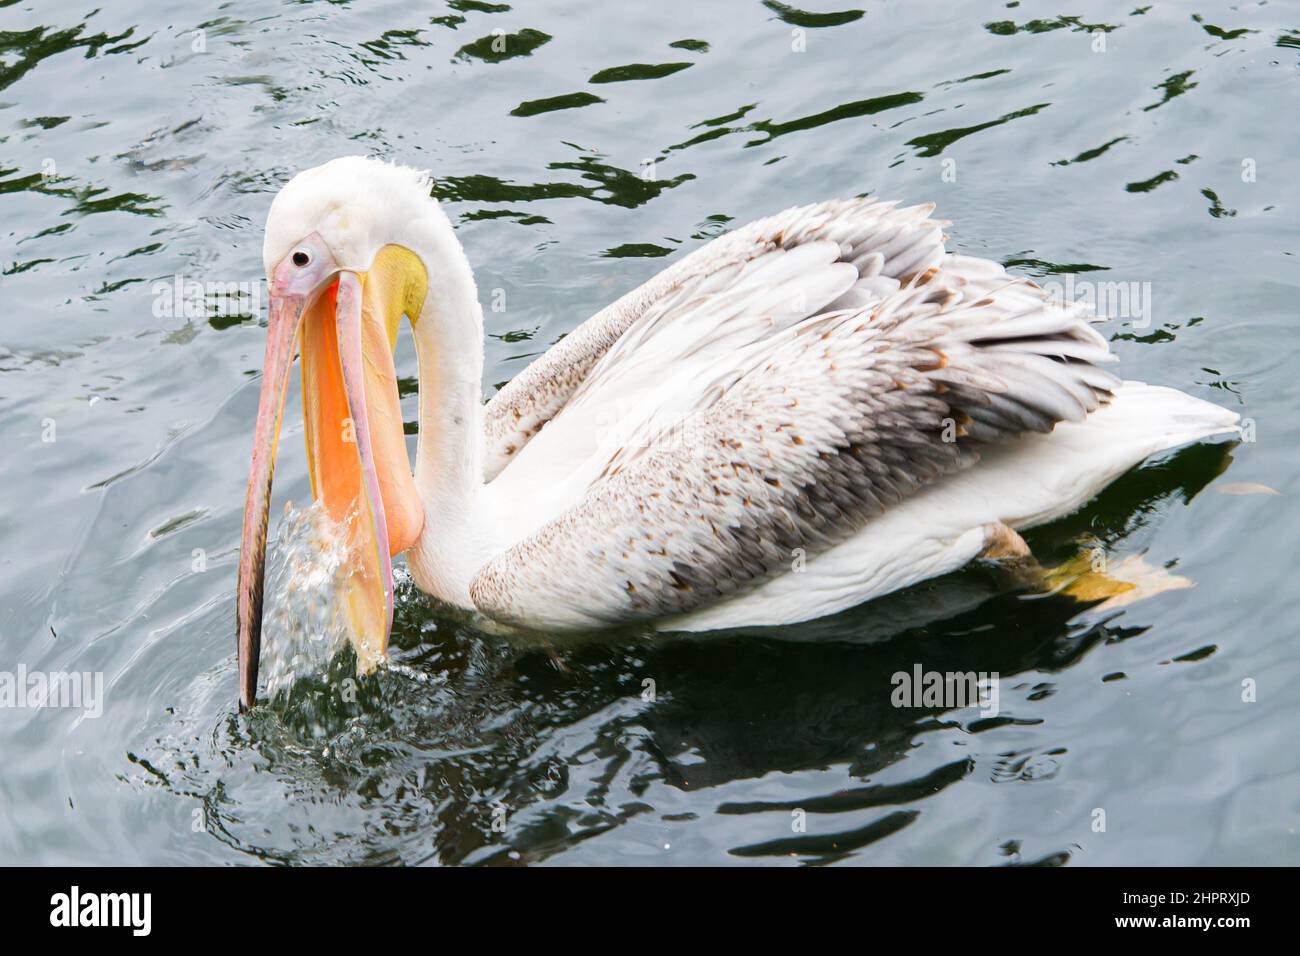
[292, 250, 310, 267]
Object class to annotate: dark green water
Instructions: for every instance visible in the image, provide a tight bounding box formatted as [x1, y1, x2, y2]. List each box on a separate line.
[2, 0, 1297, 865]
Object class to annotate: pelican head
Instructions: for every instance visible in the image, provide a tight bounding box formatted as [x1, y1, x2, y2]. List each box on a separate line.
[236, 156, 449, 711]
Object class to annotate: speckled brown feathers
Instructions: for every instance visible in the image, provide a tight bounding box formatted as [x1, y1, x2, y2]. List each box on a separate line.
[471, 199, 1117, 630]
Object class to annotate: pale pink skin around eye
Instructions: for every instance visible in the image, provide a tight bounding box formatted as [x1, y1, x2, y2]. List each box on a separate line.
[271, 232, 338, 300]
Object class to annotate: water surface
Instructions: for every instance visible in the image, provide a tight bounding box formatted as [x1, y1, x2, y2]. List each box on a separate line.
[2, 0, 1298, 865]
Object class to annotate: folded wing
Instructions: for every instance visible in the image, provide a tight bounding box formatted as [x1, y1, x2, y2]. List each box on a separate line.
[471, 208, 1119, 629]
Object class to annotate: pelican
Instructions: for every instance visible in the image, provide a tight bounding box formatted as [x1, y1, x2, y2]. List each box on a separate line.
[235, 155, 1238, 709]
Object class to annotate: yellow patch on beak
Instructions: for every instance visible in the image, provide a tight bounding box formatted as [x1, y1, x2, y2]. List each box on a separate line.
[356, 245, 428, 556]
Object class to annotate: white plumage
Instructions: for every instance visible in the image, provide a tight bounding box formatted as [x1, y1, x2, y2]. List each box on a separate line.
[266, 156, 1240, 634]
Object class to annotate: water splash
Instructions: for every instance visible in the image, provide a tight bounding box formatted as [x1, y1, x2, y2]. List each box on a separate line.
[260, 500, 358, 700]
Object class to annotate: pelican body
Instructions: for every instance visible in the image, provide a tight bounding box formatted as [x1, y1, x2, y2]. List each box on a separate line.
[235, 156, 1238, 709]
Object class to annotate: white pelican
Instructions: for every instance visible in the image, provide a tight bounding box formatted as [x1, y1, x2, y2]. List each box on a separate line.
[236, 155, 1238, 709]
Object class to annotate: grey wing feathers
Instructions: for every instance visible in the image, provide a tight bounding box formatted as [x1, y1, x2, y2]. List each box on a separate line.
[480, 197, 947, 479]
[469, 223, 1119, 629]
[467, 200, 1118, 629]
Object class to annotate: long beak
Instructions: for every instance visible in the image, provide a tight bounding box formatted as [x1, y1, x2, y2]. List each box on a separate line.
[314, 272, 393, 682]
[236, 288, 303, 712]
[237, 268, 418, 711]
